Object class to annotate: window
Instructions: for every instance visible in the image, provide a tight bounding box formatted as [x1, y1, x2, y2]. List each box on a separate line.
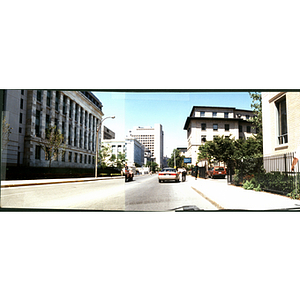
[19, 127, 22, 134]
[246, 126, 251, 133]
[212, 112, 217, 117]
[80, 154, 83, 163]
[201, 123, 206, 131]
[45, 147, 50, 161]
[20, 98, 23, 109]
[47, 90, 51, 107]
[201, 135, 206, 143]
[88, 155, 91, 164]
[239, 125, 243, 133]
[46, 114, 50, 130]
[75, 153, 78, 163]
[68, 125, 71, 145]
[213, 124, 218, 131]
[225, 124, 230, 131]
[55, 118, 58, 131]
[200, 111, 205, 117]
[276, 97, 288, 145]
[69, 101, 73, 118]
[35, 145, 41, 160]
[75, 104, 78, 121]
[35, 110, 41, 137]
[19, 113, 23, 124]
[62, 122, 65, 136]
[63, 95, 67, 114]
[246, 115, 250, 120]
[85, 155, 87, 164]
[21, 90, 24, 95]
[62, 151, 66, 162]
[224, 112, 229, 118]
[55, 91, 59, 111]
[37, 90, 42, 102]
[80, 130, 82, 148]
[74, 127, 77, 146]
[69, 152, 72, 162]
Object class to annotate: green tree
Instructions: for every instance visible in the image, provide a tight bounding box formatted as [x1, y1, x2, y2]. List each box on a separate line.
[99, 144, 112, 169]
[167, 149, 184, 168]
[198, 135, 235, 165]
[40, 125, 66, 167]
[145, 161, 159, 172]
[249, 92, 263, 155]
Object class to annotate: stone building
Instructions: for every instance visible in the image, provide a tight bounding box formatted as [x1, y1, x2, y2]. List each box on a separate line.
[2, 90, 103, 169]
[183, 106, 256, 165]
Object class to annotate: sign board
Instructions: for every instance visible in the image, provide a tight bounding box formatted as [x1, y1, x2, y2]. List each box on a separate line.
[184, 158, 192, 163]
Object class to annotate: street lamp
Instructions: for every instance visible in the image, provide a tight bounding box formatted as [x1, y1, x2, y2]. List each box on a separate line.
[95, 116, 115, 177]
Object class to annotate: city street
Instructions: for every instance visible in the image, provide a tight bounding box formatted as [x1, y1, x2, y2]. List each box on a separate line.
[0, 175, 217, 211]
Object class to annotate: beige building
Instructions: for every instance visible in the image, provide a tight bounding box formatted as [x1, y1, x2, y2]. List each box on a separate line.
[184, 106, 256, 165]
[2, 90, 103, 169]
[262, 92, 300, 157]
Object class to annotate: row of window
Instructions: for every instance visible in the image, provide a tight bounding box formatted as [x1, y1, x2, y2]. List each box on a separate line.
[198, 111, 250, 119]
[35, 110, 96, 151]
[35, 145, 95, 164]
[199, 123, 252, 133]
[36, 90, 98, 129]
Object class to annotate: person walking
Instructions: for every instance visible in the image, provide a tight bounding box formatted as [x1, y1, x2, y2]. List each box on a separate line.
[194, 165, 199, 180]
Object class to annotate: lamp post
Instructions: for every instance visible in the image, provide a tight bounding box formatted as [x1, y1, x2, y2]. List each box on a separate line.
[95, 116, 115, 177]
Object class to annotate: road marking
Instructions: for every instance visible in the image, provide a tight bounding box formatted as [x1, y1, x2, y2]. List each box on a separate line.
[191, 186, 225, 210]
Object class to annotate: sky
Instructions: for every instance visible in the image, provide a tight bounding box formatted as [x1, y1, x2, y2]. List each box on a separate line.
[93, 91, 254, 157]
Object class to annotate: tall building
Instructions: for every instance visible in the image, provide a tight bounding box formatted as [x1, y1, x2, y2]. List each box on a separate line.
[183, 106, 256, 165]
[1, 90, 103, 169]
[102, 125, 115, 140]
[129, 124, 164, 168]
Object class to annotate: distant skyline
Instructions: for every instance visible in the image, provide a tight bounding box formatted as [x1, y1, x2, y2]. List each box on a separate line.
[93, 91, 254, 158]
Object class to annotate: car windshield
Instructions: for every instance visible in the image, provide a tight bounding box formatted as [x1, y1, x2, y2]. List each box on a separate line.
[162, 168, 176, 172]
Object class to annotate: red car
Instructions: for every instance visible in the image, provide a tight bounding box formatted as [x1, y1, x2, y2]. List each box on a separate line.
[207, 166, 226, 179]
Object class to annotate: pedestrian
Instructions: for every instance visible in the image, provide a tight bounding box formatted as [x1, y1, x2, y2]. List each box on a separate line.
[291, 144, 300, 171]
[194, 165, 198, 180]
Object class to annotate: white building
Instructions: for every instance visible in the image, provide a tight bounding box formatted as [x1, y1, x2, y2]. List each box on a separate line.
[128, 124, 164, 168]
[102, 137, 145, 167]
[183, 106, 256, 165]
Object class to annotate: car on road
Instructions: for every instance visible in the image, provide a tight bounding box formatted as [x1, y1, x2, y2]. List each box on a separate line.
[207, 166, 226, 179]
[158, 168, 180, 183]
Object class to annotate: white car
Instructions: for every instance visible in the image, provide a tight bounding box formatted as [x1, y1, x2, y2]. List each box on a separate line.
[158, 168, 180, 183]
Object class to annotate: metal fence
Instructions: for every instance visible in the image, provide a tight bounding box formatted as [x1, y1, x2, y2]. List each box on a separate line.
[227, 152, 299, 195]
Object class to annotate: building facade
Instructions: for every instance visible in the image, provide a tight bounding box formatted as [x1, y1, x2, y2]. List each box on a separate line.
[128, 124, 164, 168]
[262, 92, 300, 157]
[2, 90, 103, 169]
[102, 125, 115, 140]
[183, 106, 256, 165]
[102, 137, 145, 167]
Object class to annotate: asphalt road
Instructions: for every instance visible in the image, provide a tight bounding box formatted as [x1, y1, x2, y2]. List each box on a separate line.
[1, 175, 217, 211]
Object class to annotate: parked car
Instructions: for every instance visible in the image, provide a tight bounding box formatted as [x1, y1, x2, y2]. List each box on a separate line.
[158, 168, 180, 183]
[207, 166, 226, 179]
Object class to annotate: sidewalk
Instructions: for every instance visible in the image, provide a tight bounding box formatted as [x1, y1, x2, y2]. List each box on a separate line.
[1, 176, 123, 188]
[189, 176, 300, 210]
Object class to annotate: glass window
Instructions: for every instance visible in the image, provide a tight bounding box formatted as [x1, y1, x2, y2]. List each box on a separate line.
[213, 124, 218, 131]
[35, 145, 41, 160]
[201, 123, 206, 131]
[225, 124, 230, 131]
[69, 152, 72, 162]
[224, 112, 229, 118]
[213, 112, 217, 117]
[55, 91, 59, 111]
[246, 126, 251, 133]
[19, 113, 22, 124]
[35, 110, 41, 137]
[47, 91, 51, 107]
[276, 97, 288, 144]
[200, 111, 205, 117]
[20, 98, 23, 109]
[37, 90, 42, 102]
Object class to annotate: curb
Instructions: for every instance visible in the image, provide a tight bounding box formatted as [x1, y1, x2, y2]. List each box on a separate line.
[1, 176, 124, 188]
[191, 186, 225, 210]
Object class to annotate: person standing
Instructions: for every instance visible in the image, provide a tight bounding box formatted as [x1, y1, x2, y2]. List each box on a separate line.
[291, 145, 300, 171]
[194, 165, 199, 180]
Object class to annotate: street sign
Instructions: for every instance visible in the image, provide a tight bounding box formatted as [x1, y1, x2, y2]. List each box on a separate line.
[184, 158, 192, 163]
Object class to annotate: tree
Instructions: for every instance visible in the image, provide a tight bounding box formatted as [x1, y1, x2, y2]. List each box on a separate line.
[167, 149, 184, 168]
[249, 92, 263, 155]
[145, 161, 159, 172]
[39, 125, 66, 167]
[198, 135, 235, 165]
[1, 116, 12, 149]
[98, 144, 112, 169]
